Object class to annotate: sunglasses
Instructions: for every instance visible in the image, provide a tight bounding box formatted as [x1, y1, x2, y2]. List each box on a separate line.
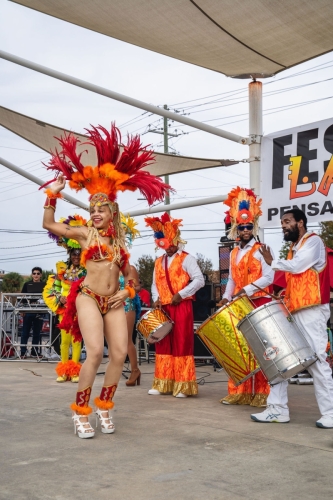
[237, 224, 254, 231]
[32, 272, 41, 275]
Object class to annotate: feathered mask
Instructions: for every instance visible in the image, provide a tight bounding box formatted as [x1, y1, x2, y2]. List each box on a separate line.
[42, 124, 172, 207]
[145, 212, 186, 250]
[120, 213, 140, 248]
[224, 187, 262, 240]
[47, 214, 87, 251]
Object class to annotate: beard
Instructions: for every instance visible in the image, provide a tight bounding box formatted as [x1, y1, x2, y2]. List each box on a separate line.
[239, 234, 254, 244]
[283, 225, 299, 242]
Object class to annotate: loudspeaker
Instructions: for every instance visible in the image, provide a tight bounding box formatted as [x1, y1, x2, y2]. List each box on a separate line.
[194, 332, 213, 358]
[193, 283, 213, 322]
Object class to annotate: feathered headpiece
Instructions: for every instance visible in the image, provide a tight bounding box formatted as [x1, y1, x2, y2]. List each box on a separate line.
[120, 213, 140, 248]
[224, 187, 262, 240]
[145, 212, 186, 250]
[47, 214, 87, 251]
[42, 124, 172, 207]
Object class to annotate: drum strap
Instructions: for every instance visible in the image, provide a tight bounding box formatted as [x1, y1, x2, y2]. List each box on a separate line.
[164, 256, 176, 296]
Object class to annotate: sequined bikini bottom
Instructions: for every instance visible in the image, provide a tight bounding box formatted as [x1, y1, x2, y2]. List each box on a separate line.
[79, 284, 119, 316]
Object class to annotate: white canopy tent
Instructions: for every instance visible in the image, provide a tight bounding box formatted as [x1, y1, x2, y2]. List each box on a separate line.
[2, 1, 333, 216]
[12, 0, 333, 78]
[0, 106, 239, 177]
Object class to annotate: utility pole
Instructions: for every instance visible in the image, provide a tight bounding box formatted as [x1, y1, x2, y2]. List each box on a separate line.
[147, 104, 186, 213]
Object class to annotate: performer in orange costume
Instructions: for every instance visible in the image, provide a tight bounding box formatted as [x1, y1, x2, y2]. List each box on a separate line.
[42, 123, 170, 438]
[252, 209, 333, 427]
[145, 213, 204, 397]
[218, 187, 274, 407]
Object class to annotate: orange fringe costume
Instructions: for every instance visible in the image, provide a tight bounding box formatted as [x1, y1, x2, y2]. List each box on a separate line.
[145, 213, 202, 396]
[42, 123, 172, 418]
[221, 187, 270, 407]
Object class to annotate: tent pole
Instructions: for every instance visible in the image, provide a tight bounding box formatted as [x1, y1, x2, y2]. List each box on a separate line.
[249, 80, 263, 240]
[0, 50, 248, 145]
[0, 156, 89, 211]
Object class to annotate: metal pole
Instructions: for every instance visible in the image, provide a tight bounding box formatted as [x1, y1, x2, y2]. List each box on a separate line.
[163, 104, 170, 211]
[0, 157, 89, 211]
[248, 80, 263, 240]
[128, 194, 227, 217]
[0, 50, 248, 145]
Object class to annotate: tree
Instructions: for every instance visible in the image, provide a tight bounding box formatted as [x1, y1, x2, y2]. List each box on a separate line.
[319, 221, 333, 249]
[42, 269, 54, 282]
[135, 255, 155, 291]
[1, 272, 24, 292]
[279, 240, 291, 259]
[195, 253, 213, 278]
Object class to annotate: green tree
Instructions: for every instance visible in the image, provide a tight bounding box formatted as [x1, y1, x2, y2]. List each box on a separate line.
[279, 240, 291, 259]
[135, 255, 155, 291]
[42, 269, 54, 282]
[1, 272, 24, 292]
[195, 253, 213, 278]
[319, 221, 333, 249]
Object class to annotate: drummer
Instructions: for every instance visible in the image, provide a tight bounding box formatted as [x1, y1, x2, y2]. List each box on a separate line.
[252, 208, 333, 428]
[218, 187, 274, 407]
[144, 213, 204, 398]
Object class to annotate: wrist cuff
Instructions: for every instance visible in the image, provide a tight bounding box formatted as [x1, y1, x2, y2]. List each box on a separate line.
[44, 189, 63, 200]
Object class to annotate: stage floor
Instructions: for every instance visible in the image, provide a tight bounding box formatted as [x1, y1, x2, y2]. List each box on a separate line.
[1, 360, 332, 500]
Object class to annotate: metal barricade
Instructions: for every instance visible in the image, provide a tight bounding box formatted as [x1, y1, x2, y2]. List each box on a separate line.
[0, 293, 58, 361]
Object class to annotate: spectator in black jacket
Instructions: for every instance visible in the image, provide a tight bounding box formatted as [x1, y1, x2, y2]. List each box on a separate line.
[20, 267, 46, 358]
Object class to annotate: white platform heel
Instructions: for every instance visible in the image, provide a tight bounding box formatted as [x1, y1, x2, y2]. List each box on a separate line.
[72, 413, 95, 439]
[95, 409, 115, 434]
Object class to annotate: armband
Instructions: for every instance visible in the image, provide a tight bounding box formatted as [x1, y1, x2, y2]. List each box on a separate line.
[125, 285, 136, 299]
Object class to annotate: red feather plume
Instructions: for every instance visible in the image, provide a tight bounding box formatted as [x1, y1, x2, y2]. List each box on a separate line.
[42, 122, 174, 205]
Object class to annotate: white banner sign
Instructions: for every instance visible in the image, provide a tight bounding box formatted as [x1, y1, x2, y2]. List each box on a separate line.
[261, 117, 333, 227]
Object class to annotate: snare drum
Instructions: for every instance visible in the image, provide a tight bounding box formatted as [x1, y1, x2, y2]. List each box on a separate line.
[136, 308, 173, 344]
[196, 295, 260, 386]
[237, 299, 318, 384]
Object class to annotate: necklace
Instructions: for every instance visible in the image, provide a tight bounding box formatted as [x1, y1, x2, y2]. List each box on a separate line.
[98, 222, 115, 238]
[64, 266, 81, 281]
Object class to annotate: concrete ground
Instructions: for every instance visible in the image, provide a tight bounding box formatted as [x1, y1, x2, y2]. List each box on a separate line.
[1, 359, 333, 500]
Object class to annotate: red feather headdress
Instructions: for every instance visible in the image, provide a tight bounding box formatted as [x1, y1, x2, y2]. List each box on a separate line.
[145, 212, 186, 250]
[42, 124, 172, 206]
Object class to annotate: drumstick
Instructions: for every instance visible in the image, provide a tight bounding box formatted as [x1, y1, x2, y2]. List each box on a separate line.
[251, 283, 279, 300]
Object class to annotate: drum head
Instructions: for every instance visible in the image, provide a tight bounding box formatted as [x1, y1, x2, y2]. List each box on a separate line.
[147, 322, 173, 344]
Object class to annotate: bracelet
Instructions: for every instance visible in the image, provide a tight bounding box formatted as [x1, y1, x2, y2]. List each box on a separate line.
[45, 189, 63, 200]
[44, 197, 57, 210]
[44, 190, 63, 210]
[125, 285, 136, 299]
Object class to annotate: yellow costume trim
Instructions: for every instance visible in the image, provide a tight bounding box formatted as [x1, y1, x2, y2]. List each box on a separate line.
[173, 380, 198, 396]
[250, 393, 268, 407]
[220, 394, 253, 405]
[151, 378, 174, 394]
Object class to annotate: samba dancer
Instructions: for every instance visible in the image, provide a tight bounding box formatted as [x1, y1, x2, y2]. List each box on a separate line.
[252, 209, 333, 427]
[218, 187, 273, 406]
[43, 215, 87, 383]
[42, 124, 170, 438]
[145, 213, 204, 397]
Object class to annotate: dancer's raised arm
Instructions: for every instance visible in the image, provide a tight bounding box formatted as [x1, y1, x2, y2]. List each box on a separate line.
[42, 174, 88, 242]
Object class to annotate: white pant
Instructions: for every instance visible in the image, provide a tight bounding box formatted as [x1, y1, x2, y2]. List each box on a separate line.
[267, 304, 333, 417]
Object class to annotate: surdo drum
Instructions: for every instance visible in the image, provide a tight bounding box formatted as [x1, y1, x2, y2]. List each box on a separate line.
[196, 295, 260, 386]
[237, 299, 318, 385]
[136, 308, 173, 344]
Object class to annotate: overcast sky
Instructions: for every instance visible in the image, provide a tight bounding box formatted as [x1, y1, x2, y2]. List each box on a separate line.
[1, 0, 333, 275]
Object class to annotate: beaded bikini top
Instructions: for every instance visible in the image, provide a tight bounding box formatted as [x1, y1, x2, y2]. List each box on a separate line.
[80, 227, 129, 271]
